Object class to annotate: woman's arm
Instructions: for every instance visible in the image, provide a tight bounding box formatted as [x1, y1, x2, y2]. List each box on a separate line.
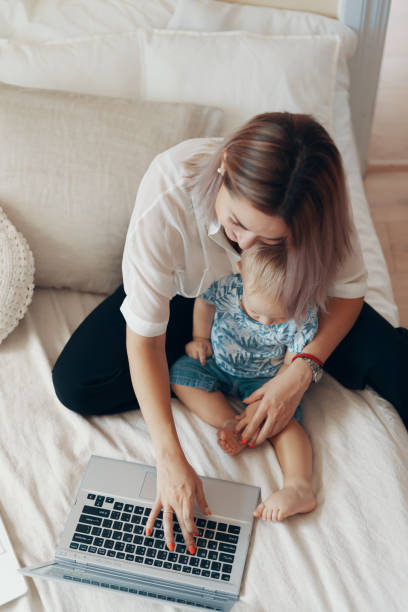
[237, 296, 364, 442]
[126, 326, 209, 551]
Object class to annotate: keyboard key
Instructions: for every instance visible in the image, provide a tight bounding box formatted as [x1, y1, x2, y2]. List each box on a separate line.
[192, 568, 201, 575]
[79, 514, 101, 526]
[104, 540, 114, 549]
[144, 507, 151, 516]
[217, 523, 227, 532]
[113, 521, 123, 530]
[168, 553, 178, 562]
[87, 493, 96, 500]
[97, 548, 106, 555]
[155, 540, 165, 549]
[221, 574, 231, 582]
[157, 550, 167, 560]
[123, 523, 133, 533]
[134, 506, 144, 514]
[222, 564, 233, 574]
[154, 560, 163, 568]
[131, 515, 141, 524]
[133, 525, 143, 535]
[88, 546, 97, 553]
[124, 504, 134, 513]
[211, 572, 220, 580]
[197, 549, 207, 558]
[106, 497, 114, 504]
[112, 531, 122, 540]
[141, 517, 148, 526]
[135, 556, 144, 563]
[146, 548, 156, 558]
[111, 511, 121, 520]
[102, 529, 112, 538]
[94, 538, 103, 547]
[228, 525, 241, 535]
[179, 555, 189, 565]
[82, 505, 110, 517]
[121, 513, 131, 522]
[173, 564, 181, 572]
[215, 532, 238, 544]
[79, 544, 88, 551]
[95, 496, 105, 507]
[91, 527, 102, 536]
[208, 541, 218, 550]
[175, 544, 185, 553]
[145, 558, 153, 566]
[114, 542, 125, 551]
[182, 566, 191, 573]
[207, 520, 217, 530]
[102, 519, 113, 528]
[123, 533, 133, 543]
[70, 542, 79, 549]
[211, 562, 221, 572]
[197, 538, 206, 548]
[76, 523, 91, 534]
[196, 518, 206, 527]
[163, 562, 172, 569]
[205, 530, 215, 540]
[116, 552, 125, 559]
[136, 546, 146, 556]
[73, 534, 93, 544]
[219, 553, 234, 564]
[200, 559, 210, 569]
[144, 537, 154, 547]
[175, 533, 184, 543]
[202, 570, 210, 577]
[189, 557, 200, 567]
[208, 551, 218, 560]
[218, 543, 236, 554]
[107, 550, 116, 557]
[113, 502, 123, 510]
[125, 554, 134, 561]
[133, 535, 144, 545]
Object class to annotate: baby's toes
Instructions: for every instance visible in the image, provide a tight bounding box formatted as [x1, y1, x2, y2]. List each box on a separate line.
[253, 502, 264, 518]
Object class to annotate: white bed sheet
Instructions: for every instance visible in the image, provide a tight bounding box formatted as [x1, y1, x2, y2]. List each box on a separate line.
[1, 1, 407, 611]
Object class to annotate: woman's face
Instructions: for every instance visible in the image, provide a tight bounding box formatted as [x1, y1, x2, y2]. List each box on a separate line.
[215, 184, 289, 250]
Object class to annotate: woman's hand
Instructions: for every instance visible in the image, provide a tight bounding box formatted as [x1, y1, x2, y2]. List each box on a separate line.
[185, 337, 212, 366]
[145, 455, 210, 553]
[235, 360, 312, 443]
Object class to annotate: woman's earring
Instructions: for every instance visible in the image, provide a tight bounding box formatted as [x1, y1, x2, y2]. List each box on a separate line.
[217, 164, 225, 176]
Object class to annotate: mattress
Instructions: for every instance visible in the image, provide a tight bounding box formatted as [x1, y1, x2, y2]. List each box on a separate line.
[1, 2, 407, 611]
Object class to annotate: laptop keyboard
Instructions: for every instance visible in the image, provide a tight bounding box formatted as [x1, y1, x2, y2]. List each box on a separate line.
[69, 493, 241, 583]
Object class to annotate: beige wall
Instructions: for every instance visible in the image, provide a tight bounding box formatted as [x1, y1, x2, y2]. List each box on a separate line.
[221, 1, 339, 19]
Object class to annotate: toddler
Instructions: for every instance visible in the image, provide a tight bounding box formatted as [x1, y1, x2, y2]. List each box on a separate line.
[170, 244, 318, 522]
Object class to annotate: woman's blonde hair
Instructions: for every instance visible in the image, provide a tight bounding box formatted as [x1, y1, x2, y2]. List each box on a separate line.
[239, 243, 287, 301]
[187, 112, 352, 321]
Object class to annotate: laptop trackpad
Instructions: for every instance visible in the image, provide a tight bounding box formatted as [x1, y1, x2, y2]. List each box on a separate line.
[139, 472, 258, 521]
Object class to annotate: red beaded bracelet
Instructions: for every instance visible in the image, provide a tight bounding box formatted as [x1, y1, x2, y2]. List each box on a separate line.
[291, 353, 324, 368]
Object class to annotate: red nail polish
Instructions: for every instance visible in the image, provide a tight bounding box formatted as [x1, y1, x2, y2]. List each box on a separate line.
[188, 545, 196, 555]
[168, 542, 175, 551]
[204, 509, 212, 515]
[146, 528, 152, 536]
[194, 532, 199, 536]
[249, 444, 255, 448]
[241, 439, 248, 444]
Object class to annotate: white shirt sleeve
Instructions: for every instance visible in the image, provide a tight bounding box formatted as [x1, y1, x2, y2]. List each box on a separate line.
[121, 156, 185, 337]
[328, 220, 368, 299]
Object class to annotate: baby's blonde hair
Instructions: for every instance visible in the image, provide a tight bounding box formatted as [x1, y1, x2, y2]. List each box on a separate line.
[239, 243, 287, 300]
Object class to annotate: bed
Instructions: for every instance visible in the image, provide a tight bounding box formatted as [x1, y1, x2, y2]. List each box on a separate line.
[1, 1, 407, 611]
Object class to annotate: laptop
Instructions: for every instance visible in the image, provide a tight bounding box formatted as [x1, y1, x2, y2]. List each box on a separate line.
[20, 455, 260, 611]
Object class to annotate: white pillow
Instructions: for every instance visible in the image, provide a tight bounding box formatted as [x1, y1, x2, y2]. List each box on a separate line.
[0, 206, 34, 344]
[0, 0, 174, 40]
[0, 81, 222, 293]
[141, 29, 339, 136]
[168, 0, 357, 90]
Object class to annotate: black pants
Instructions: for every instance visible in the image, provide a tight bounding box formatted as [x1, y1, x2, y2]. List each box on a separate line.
[52, 285, 408, 428]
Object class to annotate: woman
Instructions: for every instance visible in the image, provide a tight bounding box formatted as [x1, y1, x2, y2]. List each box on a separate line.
[52, 113, 408, 553]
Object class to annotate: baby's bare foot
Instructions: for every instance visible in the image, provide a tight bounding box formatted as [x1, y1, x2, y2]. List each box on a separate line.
[254, 481, 316, 522]
[217, 420, 246, 456]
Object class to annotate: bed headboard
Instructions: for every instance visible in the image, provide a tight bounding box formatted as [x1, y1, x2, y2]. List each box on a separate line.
[225, 0, 391, 174]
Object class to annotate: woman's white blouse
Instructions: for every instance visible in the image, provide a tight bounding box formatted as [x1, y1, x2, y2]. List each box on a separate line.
[121, 137, 367, 337]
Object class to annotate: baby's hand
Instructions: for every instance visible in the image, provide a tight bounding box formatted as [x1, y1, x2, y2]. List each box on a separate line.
[185, 337, 212, 366]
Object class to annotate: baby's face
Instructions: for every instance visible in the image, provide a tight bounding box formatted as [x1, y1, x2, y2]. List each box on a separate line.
[241, 287, 288, 326]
